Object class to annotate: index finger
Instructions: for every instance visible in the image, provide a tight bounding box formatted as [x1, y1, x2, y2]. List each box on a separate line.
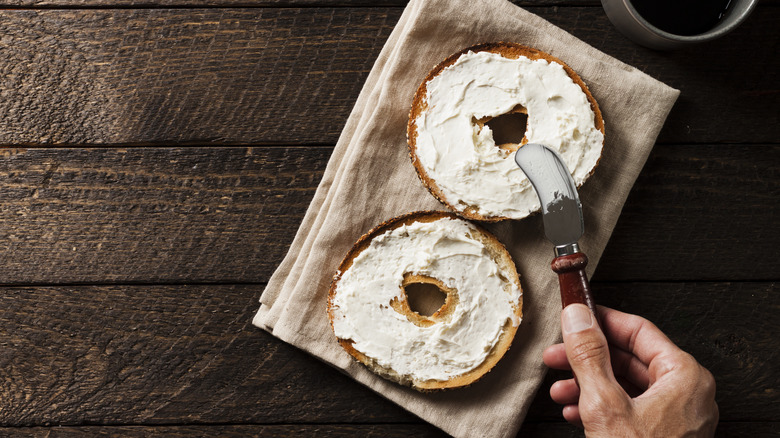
[597, 305, 682, 366]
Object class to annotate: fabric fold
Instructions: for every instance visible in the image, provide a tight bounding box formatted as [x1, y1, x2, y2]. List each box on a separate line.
[255, 0, 679, 436]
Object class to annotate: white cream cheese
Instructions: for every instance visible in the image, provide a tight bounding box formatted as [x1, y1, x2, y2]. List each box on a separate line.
[330, 217, 522, 382]
[414, 50, 604, 219]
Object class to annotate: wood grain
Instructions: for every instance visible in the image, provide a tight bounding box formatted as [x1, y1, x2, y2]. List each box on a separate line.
[2, 422, 778, 437]
[2, 422, 776, 437]
[0, 282, 776, 425]
[0, 145, 776, 284]
[594, 143, 780, 281]
[0, 7, 777, 146]
[3, 0, 779, 7]
[6, 0, 778, 7]
[0, 285, 412, 425]
[0, 8, 395, 145]
[0, 147, 328, 284]
[0, 0, 601, 6]
[0, 2, 776, 434]
[0, 424, 445, 438]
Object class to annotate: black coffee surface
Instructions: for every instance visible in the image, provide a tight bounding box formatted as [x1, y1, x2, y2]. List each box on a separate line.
[632, 0, 732, 36]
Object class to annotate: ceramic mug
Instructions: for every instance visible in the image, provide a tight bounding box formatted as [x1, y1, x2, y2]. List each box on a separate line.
[601, 0, 759, 50]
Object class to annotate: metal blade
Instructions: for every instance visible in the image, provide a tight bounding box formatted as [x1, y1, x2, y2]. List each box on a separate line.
[514, 143, 584, 249]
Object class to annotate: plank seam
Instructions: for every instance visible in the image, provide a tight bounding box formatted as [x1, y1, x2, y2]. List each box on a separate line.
[0, 420, 775, 427]
[0, 281, 268, 288]
[0, 3, 604, 12]
[0, 141, 775, 148]
[0, 279, 774, 289]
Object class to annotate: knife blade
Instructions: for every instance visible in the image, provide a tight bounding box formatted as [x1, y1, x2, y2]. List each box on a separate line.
[514, 143, 597, 318]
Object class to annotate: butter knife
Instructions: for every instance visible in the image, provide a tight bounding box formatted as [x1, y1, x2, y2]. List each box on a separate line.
[514, 143, 597, 318]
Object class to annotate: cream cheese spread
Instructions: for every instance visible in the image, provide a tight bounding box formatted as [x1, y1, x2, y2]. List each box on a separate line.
[330, 217, 522, 382]
[414, 50, 604, 219]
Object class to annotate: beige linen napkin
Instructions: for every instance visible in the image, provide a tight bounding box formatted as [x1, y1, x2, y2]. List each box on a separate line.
[254, 0, 679, 436]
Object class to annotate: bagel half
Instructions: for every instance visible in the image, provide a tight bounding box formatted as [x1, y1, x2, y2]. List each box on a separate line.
[407, 42, 605, 222]
[327, 211, 523, 391]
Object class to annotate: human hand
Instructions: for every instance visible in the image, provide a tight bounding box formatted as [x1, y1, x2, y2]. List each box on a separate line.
[543, 304, 719, 437]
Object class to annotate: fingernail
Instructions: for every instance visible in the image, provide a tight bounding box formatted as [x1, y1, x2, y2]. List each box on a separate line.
[562, 304, 593, 334]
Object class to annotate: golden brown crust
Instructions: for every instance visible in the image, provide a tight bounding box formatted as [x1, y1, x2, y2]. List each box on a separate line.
[407, 42, 605, 222]
[326, 211, 523, 391]
[389, 273, 459, 328]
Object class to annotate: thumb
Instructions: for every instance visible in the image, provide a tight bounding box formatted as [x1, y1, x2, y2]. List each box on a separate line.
[561, 304, 619, 393]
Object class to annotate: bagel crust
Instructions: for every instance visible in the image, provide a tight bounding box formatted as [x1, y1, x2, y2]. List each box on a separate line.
[327, 211, 523, 391]
[407, 42, 605, 222]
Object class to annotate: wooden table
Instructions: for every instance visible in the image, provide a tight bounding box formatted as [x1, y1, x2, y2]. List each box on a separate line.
[0, 1, 777, 436]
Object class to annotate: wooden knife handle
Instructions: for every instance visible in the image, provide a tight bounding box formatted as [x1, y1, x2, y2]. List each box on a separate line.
[551, 252, 599, 324]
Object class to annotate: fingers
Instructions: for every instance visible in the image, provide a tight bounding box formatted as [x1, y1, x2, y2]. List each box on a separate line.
[562, 404, 583, 428]
[609, 345, 650, 390]
[550, 378, 580, 405]
[545, 343, 650, 391]
[550, 374, 642, 405]
[597, 306, 681, 365]
[643, 350, 715, 395]
[543, 343, 569, 370]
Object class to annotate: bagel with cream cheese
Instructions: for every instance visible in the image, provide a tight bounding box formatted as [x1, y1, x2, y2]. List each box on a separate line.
[327, 211, 523, 391]
[407, 42, 605, 221]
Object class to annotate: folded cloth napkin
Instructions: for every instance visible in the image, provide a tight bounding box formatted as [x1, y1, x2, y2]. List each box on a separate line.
[254, 0, 679, 436]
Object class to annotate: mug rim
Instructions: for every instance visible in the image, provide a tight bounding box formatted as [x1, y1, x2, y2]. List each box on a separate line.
[620, 0, 760, 42]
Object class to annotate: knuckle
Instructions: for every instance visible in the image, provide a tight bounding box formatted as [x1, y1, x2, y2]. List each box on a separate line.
[658, 350, 698, 376]
[712, 400, 720, 423]
[700, 367, 717, 396]
[678, 351, 699, 367]
[568, 338, 609, 367]
[676, 351, 707, 378]
[627, 318, 652, 350]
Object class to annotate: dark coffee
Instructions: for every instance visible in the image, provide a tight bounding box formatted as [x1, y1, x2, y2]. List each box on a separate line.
[631, 0, 733, 36]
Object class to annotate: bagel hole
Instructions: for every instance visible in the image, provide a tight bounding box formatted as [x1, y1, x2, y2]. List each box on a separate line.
[485, 110, 528, 153]
[404, 282, 447, 317]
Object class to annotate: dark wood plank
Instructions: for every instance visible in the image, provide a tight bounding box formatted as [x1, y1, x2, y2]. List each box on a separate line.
[0, 145, 776, 284]
[0, 8, 395, 146]
[0, 284, 414, 425]
[0, 7, 776, 146]
[594, 143, 780, 281]
[0, 147, 328, 284]
[2, 0, 775, 10]
[2, 422, 776, 437]
[520, 421, 780, 438]
[521, 421, 780, 438]
[0, 0, 600, 6]
[0, 424, 447, 438]
[4, 0, 780, 8]
[0, 282, 776, 425]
